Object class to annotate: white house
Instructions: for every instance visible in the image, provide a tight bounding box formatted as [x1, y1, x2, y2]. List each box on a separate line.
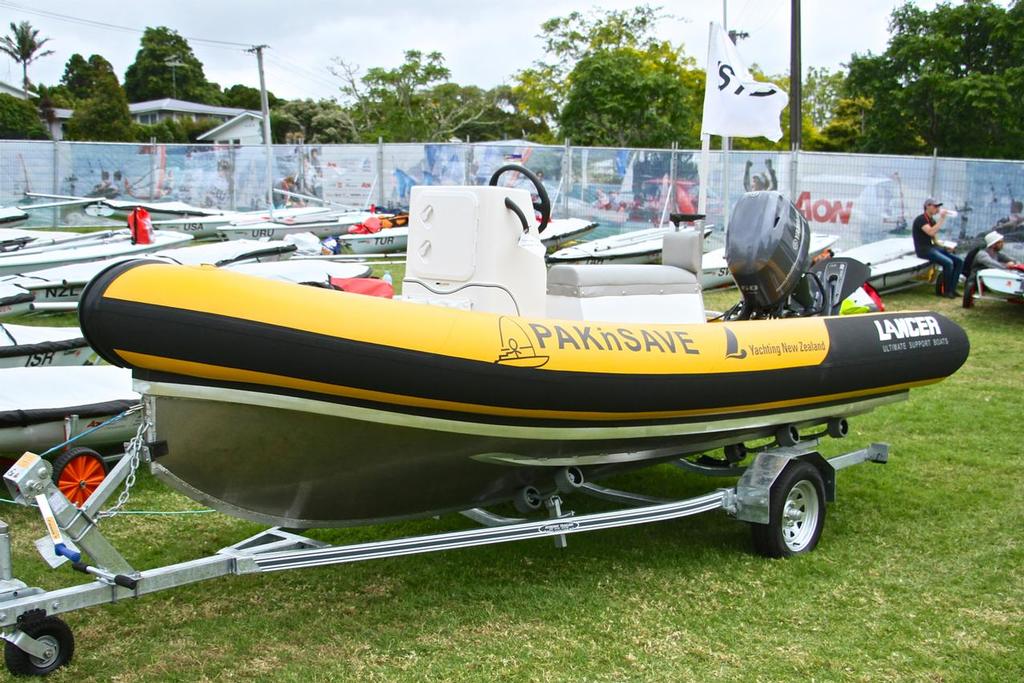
[0, 79, 34, 99]
[195, 111, 265, 145]
[128, 98, 257, 126]
[43, 107, 74, 141]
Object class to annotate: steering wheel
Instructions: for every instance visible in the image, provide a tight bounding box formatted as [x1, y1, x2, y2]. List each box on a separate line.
[488, 164, 551, 234]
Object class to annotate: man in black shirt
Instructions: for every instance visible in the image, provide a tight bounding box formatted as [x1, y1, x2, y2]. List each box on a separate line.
[912, 197, 963, 298]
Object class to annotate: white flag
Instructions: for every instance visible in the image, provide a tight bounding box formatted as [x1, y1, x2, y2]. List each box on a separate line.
[701, 22, 788, 142]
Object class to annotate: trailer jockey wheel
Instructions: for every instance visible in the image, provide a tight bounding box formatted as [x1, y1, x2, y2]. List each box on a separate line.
[487, 164, 551, 234]
[51, 447, 108, 508]
[4, 616, 75, 676]
[751, 460, 826, 558]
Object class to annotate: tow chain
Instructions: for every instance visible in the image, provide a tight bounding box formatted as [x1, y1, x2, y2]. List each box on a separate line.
[96, 412, 151, 521]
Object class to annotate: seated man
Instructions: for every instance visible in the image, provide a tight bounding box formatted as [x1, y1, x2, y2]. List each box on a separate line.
[913, 197, 964, 298]
[973, 230, 1018, 272]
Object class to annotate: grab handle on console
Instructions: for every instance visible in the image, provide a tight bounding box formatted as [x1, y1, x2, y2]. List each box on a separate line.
[504, 197, 530, 234]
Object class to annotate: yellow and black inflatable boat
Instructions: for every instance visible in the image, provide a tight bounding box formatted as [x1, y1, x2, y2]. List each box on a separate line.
[79, 259, 969, 528]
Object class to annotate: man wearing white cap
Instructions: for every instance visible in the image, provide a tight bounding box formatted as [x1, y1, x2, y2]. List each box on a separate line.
[913, 197, 964, 298]
[974, 230, 1017, 271]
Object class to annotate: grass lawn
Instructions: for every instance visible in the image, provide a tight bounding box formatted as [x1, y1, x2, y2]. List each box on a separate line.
[2, 281, 1022, 681]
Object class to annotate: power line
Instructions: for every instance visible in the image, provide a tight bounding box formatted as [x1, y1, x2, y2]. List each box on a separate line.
[264, 52, 340, 95]
[0, 0, 253, 49]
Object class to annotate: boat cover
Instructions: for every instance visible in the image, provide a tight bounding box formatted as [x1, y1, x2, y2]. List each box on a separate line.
[1, 228, 82, 251]
[0, 207, 28, 225]
[0, 282, 32, 307]
[0, 230, 193, 276]
[0, 324, 86, 359]
[223, 260, 371, 285]
[0, 366, 137, 428]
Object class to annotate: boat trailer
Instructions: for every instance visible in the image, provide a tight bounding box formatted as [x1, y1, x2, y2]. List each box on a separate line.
[0, 427, 888, 675]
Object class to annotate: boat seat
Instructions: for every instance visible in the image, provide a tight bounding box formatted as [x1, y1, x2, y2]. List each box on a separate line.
[547, 263, 699, 297]
[547, 229, 705, 324]
[661, 228, 703, 274]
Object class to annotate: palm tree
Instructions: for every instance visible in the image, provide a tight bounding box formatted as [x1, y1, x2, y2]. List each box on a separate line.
[0, 21, 55, 98]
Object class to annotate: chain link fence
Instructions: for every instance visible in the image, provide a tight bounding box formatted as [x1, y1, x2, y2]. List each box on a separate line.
[4, 139, 1023, 251]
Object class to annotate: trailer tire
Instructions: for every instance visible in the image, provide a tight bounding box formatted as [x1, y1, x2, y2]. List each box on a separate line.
[513, 486, 543, 513]
[962, 281, 976, 308]
[4, 616, 75, 676]
[750, 460, 826, 558]
[52, 447, 108, 507]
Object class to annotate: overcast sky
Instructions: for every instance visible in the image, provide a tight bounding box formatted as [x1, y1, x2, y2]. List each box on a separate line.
[0, 1, 1011, 102]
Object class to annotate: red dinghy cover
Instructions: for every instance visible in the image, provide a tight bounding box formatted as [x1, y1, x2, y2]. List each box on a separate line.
[328, 277, 394, 298]
[348, 216, 383, 234]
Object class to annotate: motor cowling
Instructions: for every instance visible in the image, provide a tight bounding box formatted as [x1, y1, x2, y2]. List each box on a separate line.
[726, 191, 810, 314]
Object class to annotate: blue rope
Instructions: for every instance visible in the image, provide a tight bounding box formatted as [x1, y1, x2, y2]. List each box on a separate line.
[3, 404, 216, 514]
[39, 405, 140, 458]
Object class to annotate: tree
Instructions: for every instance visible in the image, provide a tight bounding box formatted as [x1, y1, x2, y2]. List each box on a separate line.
[222, 84, 279, 111]
[846, 1, 1024, 158]
[123, 27, 221, 103]
[65, 64, 134, 141]
[558, 45, 699, 148]
[514, 6, 703, 147]
[272, 99, 353, 143]
[804, 67, 845, 129]
[0, 21, 55, 97]
[60, 53, 92, 99]
[458, 85, 554, 142]
[0, 93, 48, 139]
[135, 116, 222, 143]
[806, 96, 872, 152]
[57, 53, 117, 103]
[331, 50, 495, 142]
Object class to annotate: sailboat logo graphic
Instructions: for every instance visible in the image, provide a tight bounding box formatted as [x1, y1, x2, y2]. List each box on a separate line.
[724, 327, 747, 359]
[495, 317, 549, 368]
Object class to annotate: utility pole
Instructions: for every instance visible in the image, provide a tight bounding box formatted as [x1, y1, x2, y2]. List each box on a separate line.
[248, 44, 274, 214]
[790, 0, 802, 151]
[164, 58, 184, 100]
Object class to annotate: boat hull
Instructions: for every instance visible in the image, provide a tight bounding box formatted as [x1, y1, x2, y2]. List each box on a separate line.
[841, 238, 931, 292]
[0, 231, 193, 277]
[976, 268, 1024, 298]
[0, 324, 93, 368]
[547, 227, 670, 265]
[334, 228, 409, 255]
[142, 380, 902, 528]
[79, 261, 970, 527]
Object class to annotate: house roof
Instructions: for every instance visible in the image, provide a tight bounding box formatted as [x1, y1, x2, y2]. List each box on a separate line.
[196, 111, 264, 141]
[0, 80, 36, 99]
[127, 98, 257, 118]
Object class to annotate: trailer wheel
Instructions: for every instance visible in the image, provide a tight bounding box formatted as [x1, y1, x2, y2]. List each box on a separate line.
[751, 461, 826, 558]
[52, 447, 108, 507]
[962, 281, 976, 308]
[513, 486, 543, 513]
[4, 616, 75, 676]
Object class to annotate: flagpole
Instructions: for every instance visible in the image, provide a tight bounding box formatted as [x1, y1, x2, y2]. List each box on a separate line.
[698, 21, 715, 219]
[722, 0, 731, 233]
[698, 134, 711, 217]
[789, 0, 802, 204]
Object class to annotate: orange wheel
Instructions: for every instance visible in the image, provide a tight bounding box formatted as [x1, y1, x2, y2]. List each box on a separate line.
[51, 447, 108, 507]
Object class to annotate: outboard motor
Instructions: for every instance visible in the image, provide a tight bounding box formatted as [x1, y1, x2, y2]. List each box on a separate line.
[725, 191, 810, 318]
